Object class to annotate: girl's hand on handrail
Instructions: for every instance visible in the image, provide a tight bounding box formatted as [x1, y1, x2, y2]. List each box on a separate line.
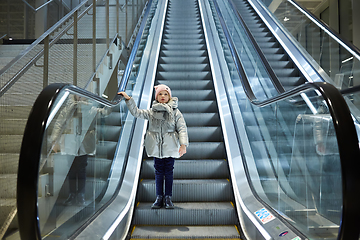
[117, 91, 131, 100]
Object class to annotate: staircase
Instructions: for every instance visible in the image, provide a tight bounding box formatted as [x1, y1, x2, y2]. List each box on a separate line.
[128, 0, 242, 238]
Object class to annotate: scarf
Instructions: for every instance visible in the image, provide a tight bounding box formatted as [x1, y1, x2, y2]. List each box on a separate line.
[151, 97, 178, 128]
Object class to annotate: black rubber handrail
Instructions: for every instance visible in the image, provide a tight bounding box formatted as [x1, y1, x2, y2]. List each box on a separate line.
[16, 0, 154, 238]
[213, 0, 360, 239]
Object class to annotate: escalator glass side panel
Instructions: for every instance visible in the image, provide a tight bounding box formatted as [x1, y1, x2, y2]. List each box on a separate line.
[34, 87, 124, 238]
[229, 74, 342, 239]
[210, 1, 351, 239]
[243, 0, 360, 93]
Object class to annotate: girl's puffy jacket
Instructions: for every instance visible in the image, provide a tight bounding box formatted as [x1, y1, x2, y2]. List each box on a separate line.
[126, 97, 189, 158]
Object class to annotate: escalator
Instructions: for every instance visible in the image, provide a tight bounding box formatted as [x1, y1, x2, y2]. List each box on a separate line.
[129, 0, 240, 238]
[15, 0, 360, 239]
[233, 0, 306, 91]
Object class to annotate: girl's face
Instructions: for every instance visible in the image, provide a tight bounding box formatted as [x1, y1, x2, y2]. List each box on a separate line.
[157, 90, 170, 103]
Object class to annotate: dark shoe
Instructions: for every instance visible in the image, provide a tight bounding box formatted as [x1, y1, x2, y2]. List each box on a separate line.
[63, 193, 76, 206]
[151, 195, 163, 209]
[164, 195, 174, 209]
[77, 193, 86, 206]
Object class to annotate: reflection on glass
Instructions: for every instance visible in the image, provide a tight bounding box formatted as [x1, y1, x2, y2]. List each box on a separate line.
[38, 93, 112, 237]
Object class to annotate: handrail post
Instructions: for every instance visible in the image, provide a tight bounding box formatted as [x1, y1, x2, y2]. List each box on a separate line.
[73, 10, 78, 86]
[132, 0, 135, 42]
[93, 0, 96, 73]
[126, 0, 128, 45]
[43, 36, 49, 88]
[106, 0, 110, 50]
[116, 0, 120, 34]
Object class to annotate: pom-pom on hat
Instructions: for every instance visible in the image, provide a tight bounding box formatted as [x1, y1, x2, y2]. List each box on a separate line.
[154, 84, 172, 99]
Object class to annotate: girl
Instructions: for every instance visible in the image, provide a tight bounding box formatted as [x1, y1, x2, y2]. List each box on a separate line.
[118, 84, 188, 209]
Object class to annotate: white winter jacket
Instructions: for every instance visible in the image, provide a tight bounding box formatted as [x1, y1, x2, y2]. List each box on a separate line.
[126, 97, 189, 158]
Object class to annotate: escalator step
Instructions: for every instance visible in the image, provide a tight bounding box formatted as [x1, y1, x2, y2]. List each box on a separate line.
[133, 202, 237, 225]
[172, 90, 216, 101]
[183, 112, 220, 126]
[130, 225, 241, 239]
[187, 126, 223, 142]
[178, 100, 217, 113]
[138, 179, 233, 202]
[141, 159, 229, 179]
[157, 80, 213, 90]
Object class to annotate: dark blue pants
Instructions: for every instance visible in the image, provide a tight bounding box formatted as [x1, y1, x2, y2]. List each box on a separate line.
[154, 157, 175, 196]
[68, 155, 88, 194]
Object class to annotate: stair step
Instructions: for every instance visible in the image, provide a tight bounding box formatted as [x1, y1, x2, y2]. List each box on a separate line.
[138, 179, 233, 202]
[172, 90, 215, 101]
[133, 202, 237, 225]
[0, 135, 22, 153]
[158, 80, 213, 90]
[0, 174, 17, 198]
[0, 119, 27, 135]
[141, 159, 229, 179]
[183, 113, 220, 126]
[188, 126, 223, 142]
[0, 154, 20, 174]
[131, 225, 241, 239]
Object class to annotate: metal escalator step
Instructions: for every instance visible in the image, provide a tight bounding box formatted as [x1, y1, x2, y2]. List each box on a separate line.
[245, 125, 263, 142]
[101, 112, 123, 126]
[161, 44, 206, 51]
[157, 71, 211, 80]
[164, 33, 203, 39]
[164, 29, 202, 35]
[159, 56, 207, 64]
[165, 21, 201, 27]
[133, 202, 237, 225]
[158, 63, 209, 72]
[141, 159, 229, 179]
[162, 38, 205, 46]
[95, 141, 117, 159]
[138, 179, 233, 201]
[172, 90, 215, 101]
[178, 100, 217, 113]
[182, 113, 220, 126]
[160, 49, 207, 57]
[131, 225, 241, 239]
[257, 41, 279, 49]
[185, 142, 226, 159]
[86, 157, 112, 179]
[188, 127, 223, 142]
[158, 80, 213, 90]
[265, 53, 288, 61]
[278, 77, 304, 86]
[96, 125, 121, 141]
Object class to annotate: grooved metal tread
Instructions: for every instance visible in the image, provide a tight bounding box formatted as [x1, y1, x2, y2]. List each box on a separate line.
[130, 0, 241, 238]
[131, 225, 241, 239]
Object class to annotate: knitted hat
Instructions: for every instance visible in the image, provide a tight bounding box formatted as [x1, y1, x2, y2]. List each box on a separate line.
[154, 84, 172, 99]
